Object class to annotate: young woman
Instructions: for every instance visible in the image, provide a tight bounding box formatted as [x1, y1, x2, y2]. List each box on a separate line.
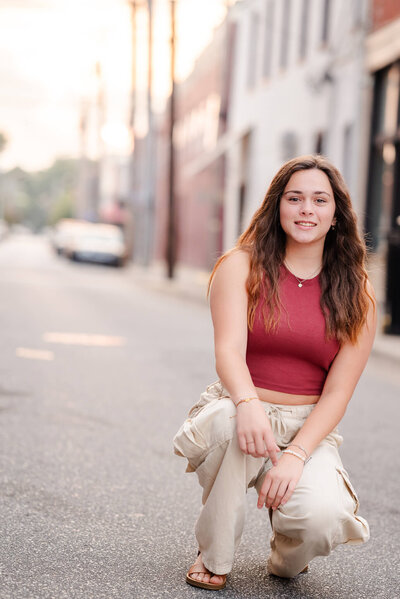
[173, 155, 376, 591]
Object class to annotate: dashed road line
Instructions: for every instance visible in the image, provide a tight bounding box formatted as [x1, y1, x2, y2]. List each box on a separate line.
[16, 347, 54, 361]
[43, 332, 127, 347]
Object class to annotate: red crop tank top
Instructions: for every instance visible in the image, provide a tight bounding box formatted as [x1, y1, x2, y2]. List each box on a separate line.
[246, 265, 340, 395]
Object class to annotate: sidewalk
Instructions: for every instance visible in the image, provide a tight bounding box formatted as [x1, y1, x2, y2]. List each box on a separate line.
[127, 261, 210, 305]
[371, 329, 400, 362]
[128, 262, 400, 364]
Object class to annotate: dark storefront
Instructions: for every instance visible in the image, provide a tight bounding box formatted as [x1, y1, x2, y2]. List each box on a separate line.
[366, 60, 400, 334]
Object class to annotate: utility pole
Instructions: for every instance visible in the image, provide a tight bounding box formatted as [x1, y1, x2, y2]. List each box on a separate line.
[127, 0, 137, 260]
[127, 0, 154, 266]
[128, 0, 137, 154]
[166, 0, 176, 278]
[77, 99, 88, 219]
[93, 60, 105, 222]
[144, 0, 154, 266]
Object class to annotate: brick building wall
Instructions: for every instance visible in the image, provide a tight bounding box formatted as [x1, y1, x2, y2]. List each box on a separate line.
[153, 22, 230, 270]
[372, 0, 400, 30]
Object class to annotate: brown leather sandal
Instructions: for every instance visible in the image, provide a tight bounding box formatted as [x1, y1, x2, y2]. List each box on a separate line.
[186, 552, 227, 591]
[301, 565, 309, 573]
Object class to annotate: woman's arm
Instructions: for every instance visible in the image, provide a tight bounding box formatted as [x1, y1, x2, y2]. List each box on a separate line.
[210, 250, 255, 399]
[258, 288, 377, 510]
[210, 250, 280, 464]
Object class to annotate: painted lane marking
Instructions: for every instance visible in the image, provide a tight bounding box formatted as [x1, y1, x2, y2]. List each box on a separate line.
[16, 348, 54, 361]
[43, 332, 127, 347]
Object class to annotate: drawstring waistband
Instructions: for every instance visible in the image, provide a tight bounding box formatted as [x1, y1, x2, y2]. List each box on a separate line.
[211, 380, 316, 439]
[265, 404, 288, 438]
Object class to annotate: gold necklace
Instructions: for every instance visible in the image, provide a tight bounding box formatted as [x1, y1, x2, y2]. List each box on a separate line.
[284, 260, 322, 288]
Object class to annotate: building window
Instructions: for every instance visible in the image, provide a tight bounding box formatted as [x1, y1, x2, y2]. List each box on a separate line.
[238, 132, 251, 235]
[263, 0, 274, 78]
[299, 0, 310, 60]
[281, 131, 298, 161]
[352, 0, 364, 28]
[315, 131, 325, 154]
[343, 124, 353, 187]
[279, 0, 291, 70]
[238, 183, 246, 236]
[247, 12, 259, 89]
[321, 0, 331, 44]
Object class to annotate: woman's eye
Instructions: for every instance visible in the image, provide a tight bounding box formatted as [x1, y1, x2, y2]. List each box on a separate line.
[288, 196, 300, 202]
[315, 198, 327, 204]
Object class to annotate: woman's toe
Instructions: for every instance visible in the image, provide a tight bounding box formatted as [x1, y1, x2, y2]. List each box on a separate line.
[210, 574, 224, 585]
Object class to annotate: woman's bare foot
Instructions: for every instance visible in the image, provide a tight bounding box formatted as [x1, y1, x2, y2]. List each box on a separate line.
[187, 553, 226, 588]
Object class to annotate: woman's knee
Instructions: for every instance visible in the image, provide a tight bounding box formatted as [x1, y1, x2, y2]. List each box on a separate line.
[274, 496, 342, 554]
[303, 500, 341, 552]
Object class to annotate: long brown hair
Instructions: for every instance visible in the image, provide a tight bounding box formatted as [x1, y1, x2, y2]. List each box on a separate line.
[208, 155, 375, 344]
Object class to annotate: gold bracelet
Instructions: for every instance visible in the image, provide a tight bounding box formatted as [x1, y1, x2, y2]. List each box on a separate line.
[282, 449, 306, 463]
[235, 396, 258, 407]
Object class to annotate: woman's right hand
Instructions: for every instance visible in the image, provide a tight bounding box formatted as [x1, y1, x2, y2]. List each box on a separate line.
[236, 400, 280, 464]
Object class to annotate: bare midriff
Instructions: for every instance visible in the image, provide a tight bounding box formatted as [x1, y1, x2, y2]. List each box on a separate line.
[256, 386, 320, 406]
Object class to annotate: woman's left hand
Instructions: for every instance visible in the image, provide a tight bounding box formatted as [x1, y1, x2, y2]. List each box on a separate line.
[257, 453, 304, 510]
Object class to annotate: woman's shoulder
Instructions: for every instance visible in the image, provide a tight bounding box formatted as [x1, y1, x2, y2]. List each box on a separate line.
[215, 248, 251, 277]
[209, 249, 251, 297]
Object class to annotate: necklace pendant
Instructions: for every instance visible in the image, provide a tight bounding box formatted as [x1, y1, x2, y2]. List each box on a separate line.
[298, 283, 303, 288]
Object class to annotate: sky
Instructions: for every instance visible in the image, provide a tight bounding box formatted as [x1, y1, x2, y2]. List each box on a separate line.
[0, 0, 231, 172]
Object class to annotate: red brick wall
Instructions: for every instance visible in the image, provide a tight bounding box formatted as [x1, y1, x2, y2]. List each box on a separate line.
[153, 24, 227, 270]
[372, 0, 400, 31]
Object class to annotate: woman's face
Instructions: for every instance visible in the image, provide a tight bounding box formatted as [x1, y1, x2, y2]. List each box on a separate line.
[279, 168, 336, 249]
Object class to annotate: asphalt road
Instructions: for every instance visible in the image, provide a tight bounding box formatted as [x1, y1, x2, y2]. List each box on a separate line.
[0, 234, 399, 599]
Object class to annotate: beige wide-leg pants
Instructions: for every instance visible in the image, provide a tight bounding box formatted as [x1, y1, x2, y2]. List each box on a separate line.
[173, 381, 369, 578]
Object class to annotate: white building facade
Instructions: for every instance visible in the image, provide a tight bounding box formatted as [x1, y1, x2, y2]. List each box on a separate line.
[223, 0, 370, 250]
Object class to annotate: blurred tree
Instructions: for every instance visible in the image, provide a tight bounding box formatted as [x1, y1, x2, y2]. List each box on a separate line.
[48, 191, 74, 225]
[0, 132, 7, 153]
[0, 132, 8, 220]
[0, 158, 79, 231]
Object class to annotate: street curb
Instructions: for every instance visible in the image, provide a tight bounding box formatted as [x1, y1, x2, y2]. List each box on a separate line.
[126, 262, 209, 305]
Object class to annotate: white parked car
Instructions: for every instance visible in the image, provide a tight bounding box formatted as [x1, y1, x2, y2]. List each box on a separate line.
[51, 219, 88, 255]
[66, 223, 127, 267]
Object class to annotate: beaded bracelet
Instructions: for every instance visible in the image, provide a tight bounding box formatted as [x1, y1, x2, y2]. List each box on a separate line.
[287, 443, 309, 459]
[282, 449, 306, 463]
[235, 396, 258, 407]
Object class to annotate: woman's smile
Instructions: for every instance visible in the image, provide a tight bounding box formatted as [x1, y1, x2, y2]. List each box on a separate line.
[294, 220, 317, 228]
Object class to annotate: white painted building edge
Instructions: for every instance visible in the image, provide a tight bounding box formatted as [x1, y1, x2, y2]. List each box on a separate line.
[366, 17, 400, 72]
[223, 0, 370, 251]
